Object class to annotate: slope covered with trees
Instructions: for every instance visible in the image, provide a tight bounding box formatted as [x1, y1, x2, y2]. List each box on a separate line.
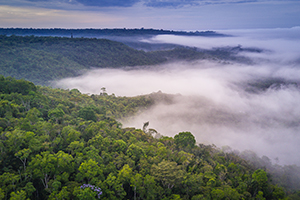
[0, 35, 167, 85]
[0, 35, 254, 86]
[0, 76, 299, 200]
[0, 28, 226, 38]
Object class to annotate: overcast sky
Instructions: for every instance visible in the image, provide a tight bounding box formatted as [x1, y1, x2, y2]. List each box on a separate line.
[0, 0, 299, 30]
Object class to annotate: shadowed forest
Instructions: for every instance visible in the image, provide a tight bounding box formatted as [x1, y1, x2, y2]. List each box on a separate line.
[0, 34, 252, 85]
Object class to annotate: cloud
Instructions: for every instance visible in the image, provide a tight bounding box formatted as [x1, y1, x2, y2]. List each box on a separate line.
[0, 5, 122, 28]
[75, 0, 141, 7]
[0, 0, 141, 9]
[0, 0, 298, 29]
[144, 0, 199, 8]
[144, 27, 300, 63]
[143, 0, 268, 8]
[55, 61, 300, 165]
[55, 28, 300, 165]
[0, 0, 81, 11]
[0, 0, 294, 9]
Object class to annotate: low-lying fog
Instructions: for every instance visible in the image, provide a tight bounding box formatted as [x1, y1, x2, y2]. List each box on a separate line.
[55, 27, 300, 166]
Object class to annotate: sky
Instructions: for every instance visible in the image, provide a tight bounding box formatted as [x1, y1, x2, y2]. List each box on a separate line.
[0, 0, 299, 30]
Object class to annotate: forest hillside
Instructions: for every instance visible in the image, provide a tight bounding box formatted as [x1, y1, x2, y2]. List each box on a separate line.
[0, 76, 300, 200]
[0, 35, 252, 85]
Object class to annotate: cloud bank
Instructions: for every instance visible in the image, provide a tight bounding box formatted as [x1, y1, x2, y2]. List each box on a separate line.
[0, 0, 290, 9]
[1, 0, 299, 29]
[55, 28, 300, 165]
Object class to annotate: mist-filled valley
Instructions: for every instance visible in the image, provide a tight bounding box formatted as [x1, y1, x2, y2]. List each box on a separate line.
[2, 0, 300, 198]
[1, 27, 300, 199]
[55, 27, 300, 166]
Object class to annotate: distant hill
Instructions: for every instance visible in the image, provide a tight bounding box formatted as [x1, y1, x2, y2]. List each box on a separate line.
[0, 28, 229, 52]
[0, 28, 227, 38]
[0, 35, 167, 85]
[0, 35, 254, 86]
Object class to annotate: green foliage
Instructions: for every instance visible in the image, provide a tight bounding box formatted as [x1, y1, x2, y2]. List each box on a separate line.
[48, 107, 65, 123]
[0, 35, 166, 85]
[287, 191, 300, 200]
[0, 188, 4, 200]
[252, 169, 268, 191]
[48, 186, 69, 200]
[0, 75, 36, 95]
[174, 131, 196, 150]
[103, 173, 126, 200]
[73, 187, 97, 200]
[151, 160, 185, 190]
[78, 106, 97, 122]
[126, 144, 144, 162]
[9, 190, 27, 200]
[77, 159, 102, 183]
[0, 77, 296, 200]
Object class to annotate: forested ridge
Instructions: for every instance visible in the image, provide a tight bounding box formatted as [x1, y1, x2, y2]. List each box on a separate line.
[0, 35, 166, 85]
[0, 76, 300, 200]
[0, 35, 252, 86]
[0, 28, 225, 37]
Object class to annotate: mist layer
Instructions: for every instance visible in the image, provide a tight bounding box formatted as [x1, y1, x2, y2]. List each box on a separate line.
[55, 28, 300, 165]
